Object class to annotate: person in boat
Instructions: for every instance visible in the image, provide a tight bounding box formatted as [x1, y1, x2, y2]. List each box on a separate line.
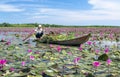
[34, 24, 44, 40]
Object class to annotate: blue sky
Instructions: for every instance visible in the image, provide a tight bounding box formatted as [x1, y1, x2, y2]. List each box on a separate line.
[0, 0, 120, 26]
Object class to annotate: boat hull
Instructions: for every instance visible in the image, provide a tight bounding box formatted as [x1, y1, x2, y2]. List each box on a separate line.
[34, 33, 91, 46]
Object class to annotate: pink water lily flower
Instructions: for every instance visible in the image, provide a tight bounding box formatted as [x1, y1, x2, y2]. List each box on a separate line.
[74, 57, 81, 65]
[78, 44, 83, 51]
[10, 67, 15, 72]
[107, 59, 112, 65]
[104, 47, 109, 54]
[0, 59, 7, 65]
[68, 52, 72, 55]
[95, 49, 100, 54]
[5, 41, 11, 45]
[21, 61, 26, 66]
[30, 55, 35, 60]
[0, 59, 7, 70]
[93, 61, 101, 68]
[49, 44, 53, 48]
[79, 47, 83, 51]
[27, 49, 32, 53]
[56, 46, 62, 52]
[87, 41, 92, 45]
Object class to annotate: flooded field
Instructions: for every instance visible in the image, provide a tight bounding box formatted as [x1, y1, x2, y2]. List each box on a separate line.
[0, 27, 120, 77]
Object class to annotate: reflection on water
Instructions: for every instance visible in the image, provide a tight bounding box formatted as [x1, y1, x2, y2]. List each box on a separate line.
[94, 40, 120, 48]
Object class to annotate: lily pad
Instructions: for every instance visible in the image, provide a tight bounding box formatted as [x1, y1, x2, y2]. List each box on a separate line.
[86, 73, 95, 77]
[98, 54, 109, 61]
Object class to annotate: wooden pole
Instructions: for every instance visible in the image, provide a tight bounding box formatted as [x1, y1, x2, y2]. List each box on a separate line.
[23, 32, 35, 41]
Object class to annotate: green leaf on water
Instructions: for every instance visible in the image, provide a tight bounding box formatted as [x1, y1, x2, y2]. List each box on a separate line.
[98, 54, 109, 61]
[27, 75, 42, 77]
[113, 51, 120, 56]
[86, 73, 95, 77]
[7, 45, 15, 50]
[11, 73, 27, 77]
[21, 67, 31, 73]
[62, 50, 67, 55]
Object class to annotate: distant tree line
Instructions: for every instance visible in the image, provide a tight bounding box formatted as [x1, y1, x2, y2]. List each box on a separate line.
[0, 23, 11, 27]
[0, 22, 120, 27]
[0, 23, 65, 27]
[0, 23, 38, 27]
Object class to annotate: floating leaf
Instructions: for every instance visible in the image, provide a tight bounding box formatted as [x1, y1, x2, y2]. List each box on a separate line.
[27, 75, 42, 77]
[106, 74, 114, 77]
[98, 54, 109, 61]
[86, 73, 95, 77]
[113, 51, 120, 56]
[7, 45, 15, 50]
[11, 73, 27, 77]
[62, 50, 67, 55]
[21, 67, 31, 73]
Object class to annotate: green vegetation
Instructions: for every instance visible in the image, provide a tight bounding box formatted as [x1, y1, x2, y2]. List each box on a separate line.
[0, 22, 120, 27]
[0, 23, 38, 27]
[39, 33, 75, 43]
[0, 27, 120, 77]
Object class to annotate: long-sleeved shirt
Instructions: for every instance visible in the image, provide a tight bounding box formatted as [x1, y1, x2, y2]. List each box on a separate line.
[34, 27, 43, 33]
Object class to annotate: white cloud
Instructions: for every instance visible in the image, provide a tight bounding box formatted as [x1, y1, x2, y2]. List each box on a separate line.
[87, 0, 120, 19]
[0, 4, 24, 12]
[1, 0, 120, 25]
[33, 0, 120, 22]
[24, 0, 120, 25]
[30, 6, 120, 22]
[88, 0, 120, 11]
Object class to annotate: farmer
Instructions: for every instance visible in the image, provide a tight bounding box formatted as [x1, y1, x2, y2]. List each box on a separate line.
[34, 24, 44, 40]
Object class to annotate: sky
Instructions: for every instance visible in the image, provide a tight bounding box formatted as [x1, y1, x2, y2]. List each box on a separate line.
[0, 0, 120, 26]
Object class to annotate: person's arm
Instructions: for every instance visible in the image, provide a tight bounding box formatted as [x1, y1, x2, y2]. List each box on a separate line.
[34, 27, 37, 32]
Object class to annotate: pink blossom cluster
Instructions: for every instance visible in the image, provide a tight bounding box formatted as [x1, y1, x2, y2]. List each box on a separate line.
[0, 59, 7, 70]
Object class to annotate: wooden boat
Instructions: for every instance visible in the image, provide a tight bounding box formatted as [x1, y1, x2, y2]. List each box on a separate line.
[34, 33, 91, 46]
